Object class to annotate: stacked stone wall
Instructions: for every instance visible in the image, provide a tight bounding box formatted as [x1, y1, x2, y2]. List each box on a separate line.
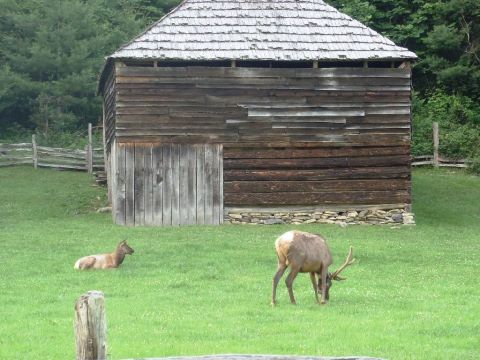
[225, 209, 415, 226]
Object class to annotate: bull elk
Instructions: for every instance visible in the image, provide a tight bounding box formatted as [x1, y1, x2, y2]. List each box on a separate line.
[272, 230, 355, 305]
[74, 240, 134, 270]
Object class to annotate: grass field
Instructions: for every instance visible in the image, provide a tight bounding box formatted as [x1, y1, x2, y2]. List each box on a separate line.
[0, 166, 479, 360]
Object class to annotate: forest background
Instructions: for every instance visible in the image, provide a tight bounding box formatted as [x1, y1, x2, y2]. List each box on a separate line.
[0, 0, 479, 169]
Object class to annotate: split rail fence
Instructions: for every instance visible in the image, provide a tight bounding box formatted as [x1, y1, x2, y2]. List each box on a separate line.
[0, 121, 469, 172]
[0, 124, 104, 173]
[411, 122, 467, 168]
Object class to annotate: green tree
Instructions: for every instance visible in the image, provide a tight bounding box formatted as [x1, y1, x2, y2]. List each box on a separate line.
[328, 0, 480, 99]
[0, 0, 178, 138]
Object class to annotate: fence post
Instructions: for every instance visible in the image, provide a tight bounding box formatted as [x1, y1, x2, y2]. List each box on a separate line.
[32, 134, 38, 169]
[74, 291, 107, 360]
[433, 122, 439, 167]
[87, 123, 93, 174]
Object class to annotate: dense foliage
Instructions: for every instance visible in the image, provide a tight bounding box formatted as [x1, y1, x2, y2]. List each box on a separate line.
[0, 0, 177, 140]
[328, 0, 480, 99]
[1, 0, 479, 164]
[328, 0, 480, 167]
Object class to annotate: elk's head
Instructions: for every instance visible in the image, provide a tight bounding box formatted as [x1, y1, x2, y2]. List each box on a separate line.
[318, 246, 355, 300]
[118, 240, 135, 255]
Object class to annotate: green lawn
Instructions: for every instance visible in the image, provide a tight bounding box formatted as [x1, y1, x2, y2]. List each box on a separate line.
[0, 167, 479, 360]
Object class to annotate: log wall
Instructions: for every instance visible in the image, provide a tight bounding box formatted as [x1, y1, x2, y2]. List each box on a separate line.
[109, 64, 412, 210]
[103, 67, 116, 151]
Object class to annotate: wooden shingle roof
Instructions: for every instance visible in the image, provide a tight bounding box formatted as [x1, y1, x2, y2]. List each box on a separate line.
[110, 0, 417, 61]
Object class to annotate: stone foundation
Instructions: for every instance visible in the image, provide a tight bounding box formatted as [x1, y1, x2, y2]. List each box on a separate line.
[225, 208, 415, 226]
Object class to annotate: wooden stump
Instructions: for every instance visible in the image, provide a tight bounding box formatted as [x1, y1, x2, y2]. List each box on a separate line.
[74, 291, 107, 360]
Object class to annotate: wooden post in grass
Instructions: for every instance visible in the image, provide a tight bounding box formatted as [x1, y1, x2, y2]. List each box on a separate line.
[87, 123, 93, 174]
[433, 122, 439, 168]
[32, 134, 38, 169]
[74, 291, 107, 360]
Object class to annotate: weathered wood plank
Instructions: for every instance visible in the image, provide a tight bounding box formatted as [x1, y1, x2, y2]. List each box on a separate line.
[144, 145, 154, 226]
[36, 163, 87, 170]
[224, 155, 410, 170]
[204, 145, 214, 224]
[116, 129, 238, 137]
[110, 145, 116, 221]
[116, 80, 410, 92]
[116, 107, 169, 115]
[212, 144, 221, 225]
[226, 204, 407, 213]
[162, 144, 173, 226]
[152, 145, 164, 226]
[187, 145, 197, 225]
[115, 135, 409, 148]
[306, 95, 411, 104]
[115, 74, 410, 87]
[117, 95, 207, 104]
[198, 84, 411, 92]
[179, 144, 189, 226]
[225, 190, 411, 206]
[171, 144, 180, 226]
[103, 68, 117, 149]
[224, 166, 410, 181]
[196, 144, 206, 225]
[116, 64, 410, 78]
[247, 108, 365, 117]
[134, 145, 145, 226]
[224, 179, 410, 193]
[116, 86, 409, 98]
[235, 128, 362, 138]
[125, 145, 135, 226]
[218, 145, 224, 225]
[117, 124, 231, 131]
[116, 116, 228, 125]
[114, 143, 126, 225]
[223, 146, 409, 159]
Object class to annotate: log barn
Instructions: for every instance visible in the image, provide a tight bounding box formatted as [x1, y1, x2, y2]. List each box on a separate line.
[98, 0, 417, 226]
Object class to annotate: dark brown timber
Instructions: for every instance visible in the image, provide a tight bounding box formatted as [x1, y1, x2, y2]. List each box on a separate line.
[102, 65, 413, 223]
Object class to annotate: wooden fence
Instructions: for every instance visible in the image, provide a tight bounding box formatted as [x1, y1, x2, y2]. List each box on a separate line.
[1, 121, 469, 172]
[411, 122, 468, 168]
[0, 124, 104, 173]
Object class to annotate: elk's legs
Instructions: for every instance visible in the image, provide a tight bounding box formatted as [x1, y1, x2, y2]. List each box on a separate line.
[320, 267, 328, 304]
[285, 267, 300, 305]
[272, 264, 287, 305]
[309, 272, 320, 304]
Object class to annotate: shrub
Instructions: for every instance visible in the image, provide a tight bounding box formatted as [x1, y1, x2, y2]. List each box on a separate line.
[467, 157, 480, 175]
[412, 91, 480, 166]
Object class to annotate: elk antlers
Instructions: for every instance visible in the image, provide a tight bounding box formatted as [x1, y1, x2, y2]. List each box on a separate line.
[330, 246, 355, 281]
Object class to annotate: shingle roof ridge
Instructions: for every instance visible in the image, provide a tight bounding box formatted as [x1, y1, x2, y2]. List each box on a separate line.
[109, 0, 417, 61]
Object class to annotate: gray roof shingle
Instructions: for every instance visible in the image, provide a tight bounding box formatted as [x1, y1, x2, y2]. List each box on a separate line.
[110, 0, 417, 61]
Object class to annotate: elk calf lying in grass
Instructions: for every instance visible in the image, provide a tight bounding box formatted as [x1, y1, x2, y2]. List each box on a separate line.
[272, 230, 355, 305]
[74, 240, 134, 270]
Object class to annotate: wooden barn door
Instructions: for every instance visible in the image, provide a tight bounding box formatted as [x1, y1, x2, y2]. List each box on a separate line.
[113, 143, 223, 226]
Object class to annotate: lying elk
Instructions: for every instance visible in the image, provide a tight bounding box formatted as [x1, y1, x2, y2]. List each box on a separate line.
[74, 240, 134, 270]
[272, 230, 355, 305]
